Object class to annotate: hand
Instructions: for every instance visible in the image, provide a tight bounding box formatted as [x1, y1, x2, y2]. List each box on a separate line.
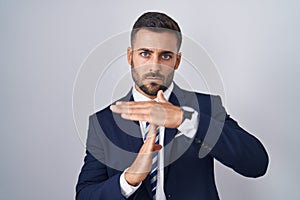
[125, 124, 162, 186]
[110, 90, 183, 128]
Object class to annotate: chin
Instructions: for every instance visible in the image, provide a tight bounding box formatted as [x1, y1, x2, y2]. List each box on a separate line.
[140, 83, 167, 96]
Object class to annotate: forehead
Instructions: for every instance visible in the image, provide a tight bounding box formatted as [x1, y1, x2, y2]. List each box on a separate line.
[132, 29, 178, 53]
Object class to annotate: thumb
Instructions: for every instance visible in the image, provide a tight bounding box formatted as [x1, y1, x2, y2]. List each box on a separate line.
[153, 144, 162, 152]
[157, 90, 167, 103]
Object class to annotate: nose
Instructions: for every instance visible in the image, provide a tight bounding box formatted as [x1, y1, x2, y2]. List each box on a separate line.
[148, 53, 161, 71]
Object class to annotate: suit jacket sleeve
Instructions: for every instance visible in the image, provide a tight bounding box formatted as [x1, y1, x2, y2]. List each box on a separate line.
[198, 95, 269, 177]
[75, 114, 126, 200]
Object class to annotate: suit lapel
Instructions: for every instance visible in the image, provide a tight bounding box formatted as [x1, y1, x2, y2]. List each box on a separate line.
[164, 84, 184, 145]
[163, 84, 186, 183]
[115, 90, 144, 153]
[115, 90, 153, 197]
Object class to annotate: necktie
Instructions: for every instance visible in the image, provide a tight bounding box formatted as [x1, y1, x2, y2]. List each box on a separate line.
[144, 122, 159, 200]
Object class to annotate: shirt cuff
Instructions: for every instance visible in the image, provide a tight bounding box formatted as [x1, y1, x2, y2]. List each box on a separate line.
[120, 169, 141, 198]
[176, 107, 199, 139]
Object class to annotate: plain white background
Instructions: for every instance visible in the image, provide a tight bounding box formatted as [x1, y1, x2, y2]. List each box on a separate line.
[0, 1, 299, 199]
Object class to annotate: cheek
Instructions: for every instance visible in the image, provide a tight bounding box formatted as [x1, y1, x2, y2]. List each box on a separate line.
[160, 59, 177, 69]
[132, 54, 145, 66]
[132, 67, 145, 80]
[160, 65, 175, 74]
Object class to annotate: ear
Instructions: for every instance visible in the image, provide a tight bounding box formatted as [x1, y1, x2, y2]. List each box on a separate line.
[174, 52, 181, 70]
[127, 47, 132, 65]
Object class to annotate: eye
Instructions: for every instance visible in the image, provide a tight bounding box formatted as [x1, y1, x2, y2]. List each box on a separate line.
[161, 54, 172, 60]
[140, 51, 149, 57]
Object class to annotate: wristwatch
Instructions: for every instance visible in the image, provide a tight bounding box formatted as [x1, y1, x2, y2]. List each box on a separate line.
[181, 106, 194, 122]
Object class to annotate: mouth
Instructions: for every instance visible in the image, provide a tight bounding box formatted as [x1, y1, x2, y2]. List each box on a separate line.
[145, 76, 162, 80]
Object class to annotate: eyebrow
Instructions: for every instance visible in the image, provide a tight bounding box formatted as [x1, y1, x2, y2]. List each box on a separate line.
[136, 48, 176, 55]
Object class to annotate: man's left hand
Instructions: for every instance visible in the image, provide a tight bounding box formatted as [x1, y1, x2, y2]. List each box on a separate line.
[110, 90, 183, 128]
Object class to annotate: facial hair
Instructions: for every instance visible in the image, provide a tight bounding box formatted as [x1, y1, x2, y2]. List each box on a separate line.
[139, 72, 168, 96]
[131, 59, 174, 97]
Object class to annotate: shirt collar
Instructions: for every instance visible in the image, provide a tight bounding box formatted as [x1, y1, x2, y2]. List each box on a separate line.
[132, 82, 174, 102]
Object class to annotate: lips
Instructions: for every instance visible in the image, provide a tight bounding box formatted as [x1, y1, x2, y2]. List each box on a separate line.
[146, 76, 161, 80]
[145, 77, 163, 83]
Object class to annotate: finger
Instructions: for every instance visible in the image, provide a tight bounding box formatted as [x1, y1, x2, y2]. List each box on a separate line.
[121, 113, 166, 127]
[144, 136, 161, 153]
[145, 133, 157, 145]
[153, 144, 162, 152]
[112, 101, 168, 116]
[148, 123, 158, 135]
[111, 103, 166, 126]
[145, 124, 158, 144]
[111, 104, 148, 115]
[121, 113, 149, 122]
[157, 90, 167, 103]
[110, 105, 121, 113]
[111, 100, 154, 112]
[116, 101, 153, 107]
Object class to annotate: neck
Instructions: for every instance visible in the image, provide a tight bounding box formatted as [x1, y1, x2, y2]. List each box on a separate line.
[134, 85, 157, 99]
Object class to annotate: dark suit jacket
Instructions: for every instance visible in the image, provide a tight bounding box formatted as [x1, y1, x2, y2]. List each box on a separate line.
[76, 84, 269, 200]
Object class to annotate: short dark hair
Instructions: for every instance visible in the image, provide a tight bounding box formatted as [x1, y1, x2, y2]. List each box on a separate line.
[131, 12, 182, 51]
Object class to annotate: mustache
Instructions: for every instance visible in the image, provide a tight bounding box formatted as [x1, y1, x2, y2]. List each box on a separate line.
[143, 72, 164, 79]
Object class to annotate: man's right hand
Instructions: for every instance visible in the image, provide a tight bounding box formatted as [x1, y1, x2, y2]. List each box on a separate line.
[124, 124, 162, 186]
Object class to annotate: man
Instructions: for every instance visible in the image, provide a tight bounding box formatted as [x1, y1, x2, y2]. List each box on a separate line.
[76, 12, 268, 200]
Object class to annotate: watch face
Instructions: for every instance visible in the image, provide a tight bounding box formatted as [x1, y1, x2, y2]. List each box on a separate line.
[183, 109, 194, 120]
[181, 106, 195, 112]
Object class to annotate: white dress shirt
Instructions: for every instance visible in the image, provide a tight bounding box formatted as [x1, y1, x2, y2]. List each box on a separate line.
[120, 83, 199, 199]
